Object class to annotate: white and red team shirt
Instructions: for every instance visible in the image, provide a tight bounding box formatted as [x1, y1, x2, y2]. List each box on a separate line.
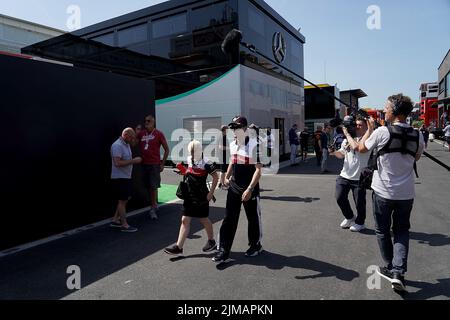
[138, 129, 167, 165]
[229, 138, 261, 195]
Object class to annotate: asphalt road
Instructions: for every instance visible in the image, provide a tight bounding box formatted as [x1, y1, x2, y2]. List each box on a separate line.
[1, 145, 449, 300]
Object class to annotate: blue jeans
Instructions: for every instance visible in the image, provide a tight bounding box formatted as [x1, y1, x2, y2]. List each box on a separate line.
[290, 144, 298, 164]
[372, 192, 414, 274]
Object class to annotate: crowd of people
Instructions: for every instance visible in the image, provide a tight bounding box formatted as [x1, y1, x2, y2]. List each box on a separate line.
[109, 93, 428, 293]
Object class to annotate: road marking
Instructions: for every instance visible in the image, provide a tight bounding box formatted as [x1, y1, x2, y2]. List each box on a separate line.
[0, 199, 181, 259]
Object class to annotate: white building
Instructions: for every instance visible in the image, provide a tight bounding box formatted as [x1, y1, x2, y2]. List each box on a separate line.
[0, 14, 63, 55]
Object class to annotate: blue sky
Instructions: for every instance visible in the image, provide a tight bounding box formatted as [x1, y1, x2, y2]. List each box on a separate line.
[1, 0, 449, 108]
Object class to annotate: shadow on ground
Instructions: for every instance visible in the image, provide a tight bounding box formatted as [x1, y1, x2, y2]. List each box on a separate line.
[260, 196, 320, 203]
[277, 157, 344, 176]
[196, 251, 361, 282]
[395, 279, 450, 300]
[410, 231, 450, 247]
[0, 204, 226, 300]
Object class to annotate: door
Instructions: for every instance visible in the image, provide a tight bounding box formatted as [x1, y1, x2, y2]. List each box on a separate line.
[275, 118, 285, 156]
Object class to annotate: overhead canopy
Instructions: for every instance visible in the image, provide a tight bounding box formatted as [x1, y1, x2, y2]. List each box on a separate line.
[340, 89, 368, 99]
[22, 33, 198, 85]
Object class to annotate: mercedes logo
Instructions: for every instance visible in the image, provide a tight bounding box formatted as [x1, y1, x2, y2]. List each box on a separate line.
[272, 32, 287, 63]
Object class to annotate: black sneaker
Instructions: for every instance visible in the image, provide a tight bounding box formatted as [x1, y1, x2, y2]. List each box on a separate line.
[202, 240, 217, 253]
[391, 273, 407, 292]
[376, 266, 394, 282]
[121, 226, 138, 233]
[212, 250, 230, 263]
[164, 245, 183, 256]
[245, 244, 263, 257]
[110, 222, 122, 228]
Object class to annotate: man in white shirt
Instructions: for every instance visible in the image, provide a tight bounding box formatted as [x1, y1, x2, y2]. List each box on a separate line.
[355, 94, 425, 293]
[330, 116, 371, 233]
[443, 122, 450, 152]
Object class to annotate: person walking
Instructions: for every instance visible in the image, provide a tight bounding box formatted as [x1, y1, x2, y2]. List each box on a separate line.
[356, 94, 425, 292]
[314, 126, 323, 167]
[289, 124, 300, 166]
[443, 122, 450, 152]
[321, 126, 331, 174]
[110, 128, 142, 233]
[299, 127, 311, 162]
[213, 116, 263, 263]
[164, 140, 219, 255]
[419, 125, 430, 149]
[330, 118, 371, 233]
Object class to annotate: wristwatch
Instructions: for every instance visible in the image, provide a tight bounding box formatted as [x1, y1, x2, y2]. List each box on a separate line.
[247, 186, 254, 192]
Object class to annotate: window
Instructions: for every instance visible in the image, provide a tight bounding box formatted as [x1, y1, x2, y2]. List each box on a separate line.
[191, 3, 236, 31]
[118, 24, 147, 46]
[91, 33, 115, 46]
[446, 72, 450, 97]
[248, 5, 265, 37]
[439, 79, 445, 94]
[152, 13, 187, 38]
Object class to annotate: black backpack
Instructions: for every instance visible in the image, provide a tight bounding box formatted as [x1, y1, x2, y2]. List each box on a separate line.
[359, 126, 420, 190]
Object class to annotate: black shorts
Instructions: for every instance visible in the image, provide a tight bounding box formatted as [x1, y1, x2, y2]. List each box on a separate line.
[221, 163, 229, 173]
[112, 179, 132, 201]
[446, 137, 450, 144]
[142, 164, 161, 189]
[183, 201, 209, 218]
[301, 144, 308, 152]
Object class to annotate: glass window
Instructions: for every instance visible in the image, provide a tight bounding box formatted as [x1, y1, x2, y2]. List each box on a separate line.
[446, 72, 450, 97]
[152, 13, 187, 38]
[91, 33, 115, 46]
[191, 3, 237, 31]
[439, 79, 445, 94]
[118, 24, 147, 47]
[248, 5, 265, 36]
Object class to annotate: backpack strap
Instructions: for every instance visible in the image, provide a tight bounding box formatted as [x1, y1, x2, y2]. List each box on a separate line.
[375, 125, 420, 178]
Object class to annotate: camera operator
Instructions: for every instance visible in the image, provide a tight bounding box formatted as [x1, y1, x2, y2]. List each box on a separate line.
[330, 116, 371, 233]
[354, 94, 425, 292]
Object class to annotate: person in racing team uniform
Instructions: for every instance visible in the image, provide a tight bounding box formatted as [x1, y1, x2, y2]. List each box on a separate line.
[213, 116, 264, 263]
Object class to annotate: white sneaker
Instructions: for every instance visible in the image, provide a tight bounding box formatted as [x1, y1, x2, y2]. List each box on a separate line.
[149, 209, 158, 220]
[340, 217, 356, 229]
[350, 224, 366, 232]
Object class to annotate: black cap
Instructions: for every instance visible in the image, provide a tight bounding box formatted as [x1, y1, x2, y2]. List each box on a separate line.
[228, 116, 248, 129]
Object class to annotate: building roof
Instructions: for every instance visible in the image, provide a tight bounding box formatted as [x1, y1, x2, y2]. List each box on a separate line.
[0, 13, 64, 34]
[70, 0, 305, 43]
[304, 84, 332, 89]
[340, 89, 368, 99]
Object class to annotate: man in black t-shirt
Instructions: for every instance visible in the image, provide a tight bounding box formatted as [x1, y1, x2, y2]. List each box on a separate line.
[213, 116, 263, 263]
[299, 128, 311, 162]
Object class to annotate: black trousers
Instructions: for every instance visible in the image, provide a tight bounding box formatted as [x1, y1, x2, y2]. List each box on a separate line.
[335, 176, 367, 225]
[315, 148, 322, 166]
[219, 191, 262, 253]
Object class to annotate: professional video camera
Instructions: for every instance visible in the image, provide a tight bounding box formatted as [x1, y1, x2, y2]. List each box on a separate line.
[342, 109, 371, 137]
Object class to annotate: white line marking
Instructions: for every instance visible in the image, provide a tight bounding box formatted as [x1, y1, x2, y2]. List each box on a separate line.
[0, 199, 181, 259]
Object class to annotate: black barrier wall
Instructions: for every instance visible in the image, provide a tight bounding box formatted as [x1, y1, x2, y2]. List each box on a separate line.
[0, 55, 155, 250]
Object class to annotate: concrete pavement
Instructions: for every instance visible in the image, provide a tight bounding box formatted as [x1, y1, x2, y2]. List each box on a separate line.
[0, 153, 449, 300]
